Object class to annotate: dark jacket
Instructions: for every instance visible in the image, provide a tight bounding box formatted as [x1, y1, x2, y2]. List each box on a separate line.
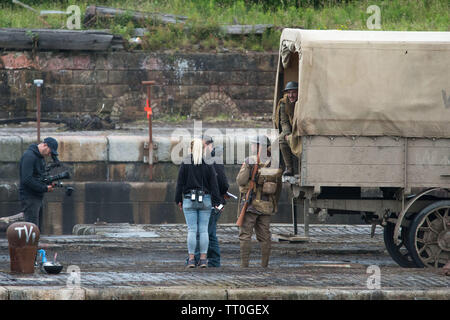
[175, 155, 222, 207]
[19, 144, 48, 200]
[214, 162, 229, 197]
[208, 146, 229, 200]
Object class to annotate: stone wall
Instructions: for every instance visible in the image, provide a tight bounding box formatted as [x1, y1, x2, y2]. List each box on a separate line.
[0, 134, 293, 234]
[0, 51, 278, 121]
[0, 134, 364, 234]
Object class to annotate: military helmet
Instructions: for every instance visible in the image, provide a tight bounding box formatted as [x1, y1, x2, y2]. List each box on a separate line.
[283, 81, 298, 92]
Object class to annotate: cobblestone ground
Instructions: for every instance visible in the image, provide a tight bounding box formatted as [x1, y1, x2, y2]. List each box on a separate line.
[0, 224, 448, 290]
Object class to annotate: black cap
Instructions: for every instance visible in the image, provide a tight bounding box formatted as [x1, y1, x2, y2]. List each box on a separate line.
[43, 137, 58, 156]
[202, 135, 214, 145]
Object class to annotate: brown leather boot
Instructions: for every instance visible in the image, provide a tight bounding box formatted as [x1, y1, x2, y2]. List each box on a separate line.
[240, 241, 251, 268]
[260, 242, 271, 268]
[280, 143, 294, 176]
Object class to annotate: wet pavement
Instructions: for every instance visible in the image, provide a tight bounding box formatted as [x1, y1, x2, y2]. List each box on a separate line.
[0, 223, 448, 297]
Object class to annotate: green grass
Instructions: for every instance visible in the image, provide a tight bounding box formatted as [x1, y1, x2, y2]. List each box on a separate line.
[0, 0, 448, 51]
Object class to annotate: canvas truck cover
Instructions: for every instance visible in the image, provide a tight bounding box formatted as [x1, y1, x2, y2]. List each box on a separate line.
[274, 29, 450, 156]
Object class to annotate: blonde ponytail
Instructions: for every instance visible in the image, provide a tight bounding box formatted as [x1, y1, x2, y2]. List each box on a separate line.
[191, 138, 203, 165]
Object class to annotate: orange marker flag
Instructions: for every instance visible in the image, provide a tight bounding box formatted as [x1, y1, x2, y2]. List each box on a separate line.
[144, 99, 152, 119]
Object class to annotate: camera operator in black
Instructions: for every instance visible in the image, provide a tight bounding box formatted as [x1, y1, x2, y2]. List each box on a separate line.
[19, 137, 59, 229]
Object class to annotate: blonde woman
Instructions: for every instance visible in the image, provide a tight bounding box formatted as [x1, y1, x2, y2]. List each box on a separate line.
[175, 138, 222, 268]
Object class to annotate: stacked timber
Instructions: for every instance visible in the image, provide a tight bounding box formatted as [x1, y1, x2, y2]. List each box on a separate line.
[0, 5, 275, 51]
[84, 5, 188, 27]
[0, 28, 114, 51]
[85, 6, 273, 35]
[220, 24, 274, 35]
[0, 213, 24, 232]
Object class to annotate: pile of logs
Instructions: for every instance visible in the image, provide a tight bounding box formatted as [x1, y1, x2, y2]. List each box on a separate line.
[86, 5, 273, 35]
[0, 28, 119, 51]
[83, 5, 188, 27]
[0, 115, 115, 131]
[0, 213, 24, 232]
[0, 5, 274, 51]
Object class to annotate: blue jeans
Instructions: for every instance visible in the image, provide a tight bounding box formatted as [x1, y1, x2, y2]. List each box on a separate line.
[195, 209, 221, 267]
[183, 195, 212, 255]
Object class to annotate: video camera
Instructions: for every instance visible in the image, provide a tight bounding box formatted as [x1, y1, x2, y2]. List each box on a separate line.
[42, 154, 74, 196]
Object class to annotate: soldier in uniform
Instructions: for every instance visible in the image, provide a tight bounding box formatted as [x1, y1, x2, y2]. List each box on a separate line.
[274, 81, 298, 176]
[236, 135, 282, 268]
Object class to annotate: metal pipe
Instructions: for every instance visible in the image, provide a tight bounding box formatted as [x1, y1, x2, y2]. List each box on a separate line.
[304, 198, 310, 238]
[37, 86, 40, 142]
[142, 80, 155, 181]
[33, 79, 43, 143]
[291, 197, 298, 235]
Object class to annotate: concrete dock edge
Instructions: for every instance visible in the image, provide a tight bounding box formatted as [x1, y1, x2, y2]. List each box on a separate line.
[0, 286, 448, 300]
[85, 286, 228, 300]
[225, 287, 450, 300]
[0, 287, 8, 300]
[4, 286, 85, 300]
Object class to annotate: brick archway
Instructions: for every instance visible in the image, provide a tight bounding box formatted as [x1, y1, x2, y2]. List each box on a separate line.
[191, 91, 238, 119]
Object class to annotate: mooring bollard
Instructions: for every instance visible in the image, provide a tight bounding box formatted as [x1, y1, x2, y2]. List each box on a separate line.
[6, 222, 40, 274]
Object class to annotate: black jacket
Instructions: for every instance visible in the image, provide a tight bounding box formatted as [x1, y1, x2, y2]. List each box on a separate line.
[206, 146, 229, 200]
[19, 144, 48, 200]
[175, 155, 222, 207]
[214, 162, 229, 197]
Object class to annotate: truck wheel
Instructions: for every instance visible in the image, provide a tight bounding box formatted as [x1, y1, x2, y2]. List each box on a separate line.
[407, 200, 450, 268]
[383, 221, 417, 267]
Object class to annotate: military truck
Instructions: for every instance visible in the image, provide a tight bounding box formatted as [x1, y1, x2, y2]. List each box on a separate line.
[273, 29, 450, 268]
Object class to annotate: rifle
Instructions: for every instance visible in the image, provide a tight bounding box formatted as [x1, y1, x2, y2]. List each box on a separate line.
[236, 146, 261, 227]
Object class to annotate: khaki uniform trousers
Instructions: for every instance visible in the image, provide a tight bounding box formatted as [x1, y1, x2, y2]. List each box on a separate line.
[238, 211, 272, 267]
[239, 211, 271, 242]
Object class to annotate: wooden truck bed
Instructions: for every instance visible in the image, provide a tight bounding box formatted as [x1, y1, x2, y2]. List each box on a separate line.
[298, 136, 450, 194]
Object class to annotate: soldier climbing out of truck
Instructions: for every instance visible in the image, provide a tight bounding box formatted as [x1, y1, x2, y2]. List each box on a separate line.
[274, 81, 298, 177]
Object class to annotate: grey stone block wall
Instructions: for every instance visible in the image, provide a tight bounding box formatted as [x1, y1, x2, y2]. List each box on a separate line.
[0, 133, 365, 234]
[0, 180, 302, 234]
[0, 134, 288, 234]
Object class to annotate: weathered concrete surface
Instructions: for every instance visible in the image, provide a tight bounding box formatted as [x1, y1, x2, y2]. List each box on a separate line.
[2, 286, 448, 300]
[0, 286, 7, 300]
[5, 286, 85, 300]
[0, 130, 276, 167]
[57, 136, 108, 162]
[85, 286, 228, 300]
[226, 288, 450, 300]
[0, 136, 22, 162]
[0, 224, 448, 300]
[108, 135, 147, 162]
[0, 130, 278, 180]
